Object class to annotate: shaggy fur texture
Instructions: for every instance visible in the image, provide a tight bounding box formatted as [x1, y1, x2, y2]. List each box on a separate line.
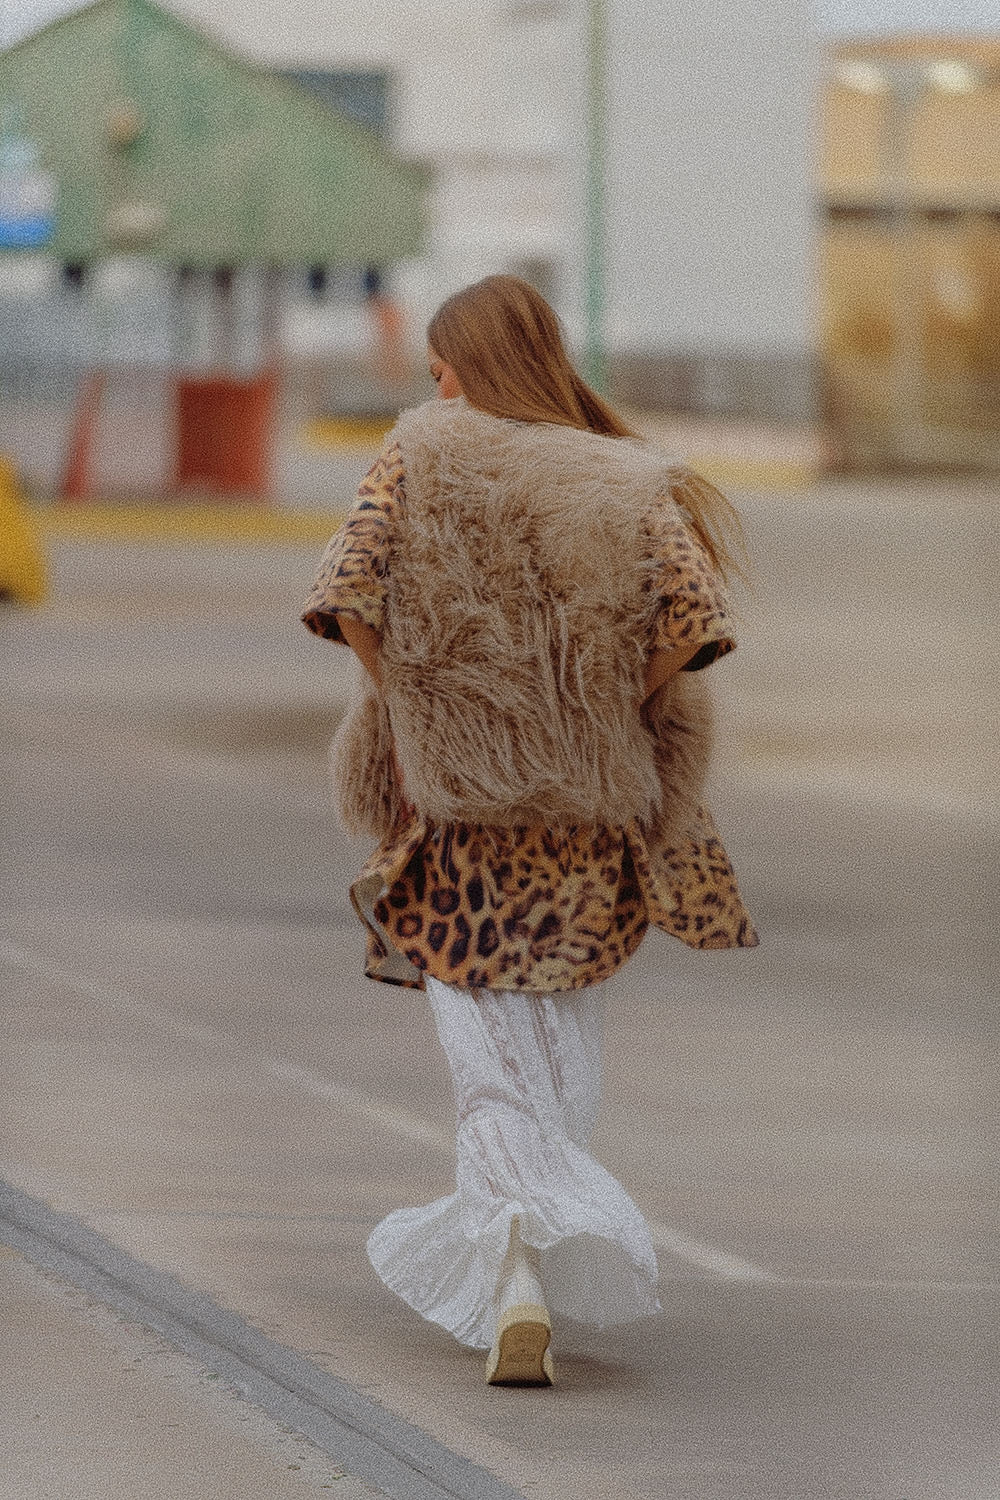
[330, 675, 409, 838]
[333, 399, 714, 839]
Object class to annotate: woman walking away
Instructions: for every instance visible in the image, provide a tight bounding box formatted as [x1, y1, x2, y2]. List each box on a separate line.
[302, 275, 758, 1387]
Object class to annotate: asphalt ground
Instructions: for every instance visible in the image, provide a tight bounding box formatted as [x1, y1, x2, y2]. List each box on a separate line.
[1, 476, 997, 1499]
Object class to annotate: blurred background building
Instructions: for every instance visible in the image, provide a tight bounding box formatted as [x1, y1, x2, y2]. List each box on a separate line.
[822, 35, 1000, 468]
[0, 0, 427, 497]
[0, 0, 998, 499]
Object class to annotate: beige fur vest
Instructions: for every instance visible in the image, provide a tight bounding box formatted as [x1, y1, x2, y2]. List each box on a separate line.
[333, 399, 713, 841]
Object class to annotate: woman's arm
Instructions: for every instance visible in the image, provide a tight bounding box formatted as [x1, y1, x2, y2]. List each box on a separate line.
[643, 643, 700, 702]
[337, 615, 383, 688]
[337, 613, 414, 816]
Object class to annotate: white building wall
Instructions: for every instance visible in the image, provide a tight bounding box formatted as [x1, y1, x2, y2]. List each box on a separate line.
[173, 0, 819, 415]
[601, 0, 818, 413]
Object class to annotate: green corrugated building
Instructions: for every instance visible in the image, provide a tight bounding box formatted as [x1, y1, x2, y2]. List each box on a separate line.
[0, 0, 427, 497]
[0, 0, 426, 266]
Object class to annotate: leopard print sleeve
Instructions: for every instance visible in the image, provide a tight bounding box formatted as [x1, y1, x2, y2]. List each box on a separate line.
[301, 444, 404, 643]
[643, 469, 737, 671]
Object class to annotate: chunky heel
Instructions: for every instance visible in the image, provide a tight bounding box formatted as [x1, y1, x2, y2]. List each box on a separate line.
[485, 1219, 555, 1386]
[486, 1303, 554, 1385]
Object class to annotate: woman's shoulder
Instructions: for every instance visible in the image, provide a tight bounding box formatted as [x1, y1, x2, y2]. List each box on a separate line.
[353, 441, 405, 516]
[638, 466, 735, 551]
[361, 438, 404, 498]
[654, 464, 730, 519]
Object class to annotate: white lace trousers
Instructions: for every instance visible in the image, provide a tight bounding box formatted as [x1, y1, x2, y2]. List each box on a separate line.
[366, 975, 660, 1349]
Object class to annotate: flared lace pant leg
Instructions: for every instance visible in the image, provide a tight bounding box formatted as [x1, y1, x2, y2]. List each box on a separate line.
[366, 977, 660, 1349]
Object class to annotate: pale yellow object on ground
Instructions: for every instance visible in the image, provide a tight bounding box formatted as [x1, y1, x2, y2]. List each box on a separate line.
[0, 457, 47, 604]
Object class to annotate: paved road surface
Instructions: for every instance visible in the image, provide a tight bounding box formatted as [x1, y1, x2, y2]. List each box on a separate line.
[2, 478, 997, 1499]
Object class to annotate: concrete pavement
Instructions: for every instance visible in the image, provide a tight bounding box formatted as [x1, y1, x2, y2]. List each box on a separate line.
[0, 1248, 375, 1500]
[1, 477, 997, 1498]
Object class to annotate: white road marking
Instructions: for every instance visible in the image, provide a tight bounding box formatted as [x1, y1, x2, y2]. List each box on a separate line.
[648, 1224, 777, 1282]
[269, 1061, 453, 1153]
[0, 941, 224, 1049]
[16, 938, 986, 1293]
[771, 1278, 997, 1292]
[265, 1066, 780, 1282]
[723, 761, 989, 824]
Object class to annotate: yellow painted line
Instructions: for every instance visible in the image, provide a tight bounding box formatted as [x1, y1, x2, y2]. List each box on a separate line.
[299, 416, 821, 490]
[26, 457, 817, 551]
[686, 458, 819, 492]
[35, 504, 345, 545]
[302, 416, 395, 450]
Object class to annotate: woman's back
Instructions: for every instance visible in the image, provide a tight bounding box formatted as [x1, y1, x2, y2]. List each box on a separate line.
[383, 398, 691, 829]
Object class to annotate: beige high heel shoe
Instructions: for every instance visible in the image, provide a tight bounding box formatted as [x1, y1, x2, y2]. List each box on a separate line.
[486, 1219, 554, 1386]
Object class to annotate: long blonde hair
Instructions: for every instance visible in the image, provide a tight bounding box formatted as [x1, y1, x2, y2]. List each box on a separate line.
[427, 274, 744, 580]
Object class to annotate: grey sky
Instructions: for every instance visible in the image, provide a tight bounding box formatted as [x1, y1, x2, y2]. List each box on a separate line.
[820, 0, 999, 31]
[1, 0, 998, 49]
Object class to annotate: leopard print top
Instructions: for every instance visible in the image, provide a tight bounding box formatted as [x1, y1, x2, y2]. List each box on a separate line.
[303, 447, 758, 992]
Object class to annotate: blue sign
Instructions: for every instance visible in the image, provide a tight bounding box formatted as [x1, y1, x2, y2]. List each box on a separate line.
[0, 137, 56, 248]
